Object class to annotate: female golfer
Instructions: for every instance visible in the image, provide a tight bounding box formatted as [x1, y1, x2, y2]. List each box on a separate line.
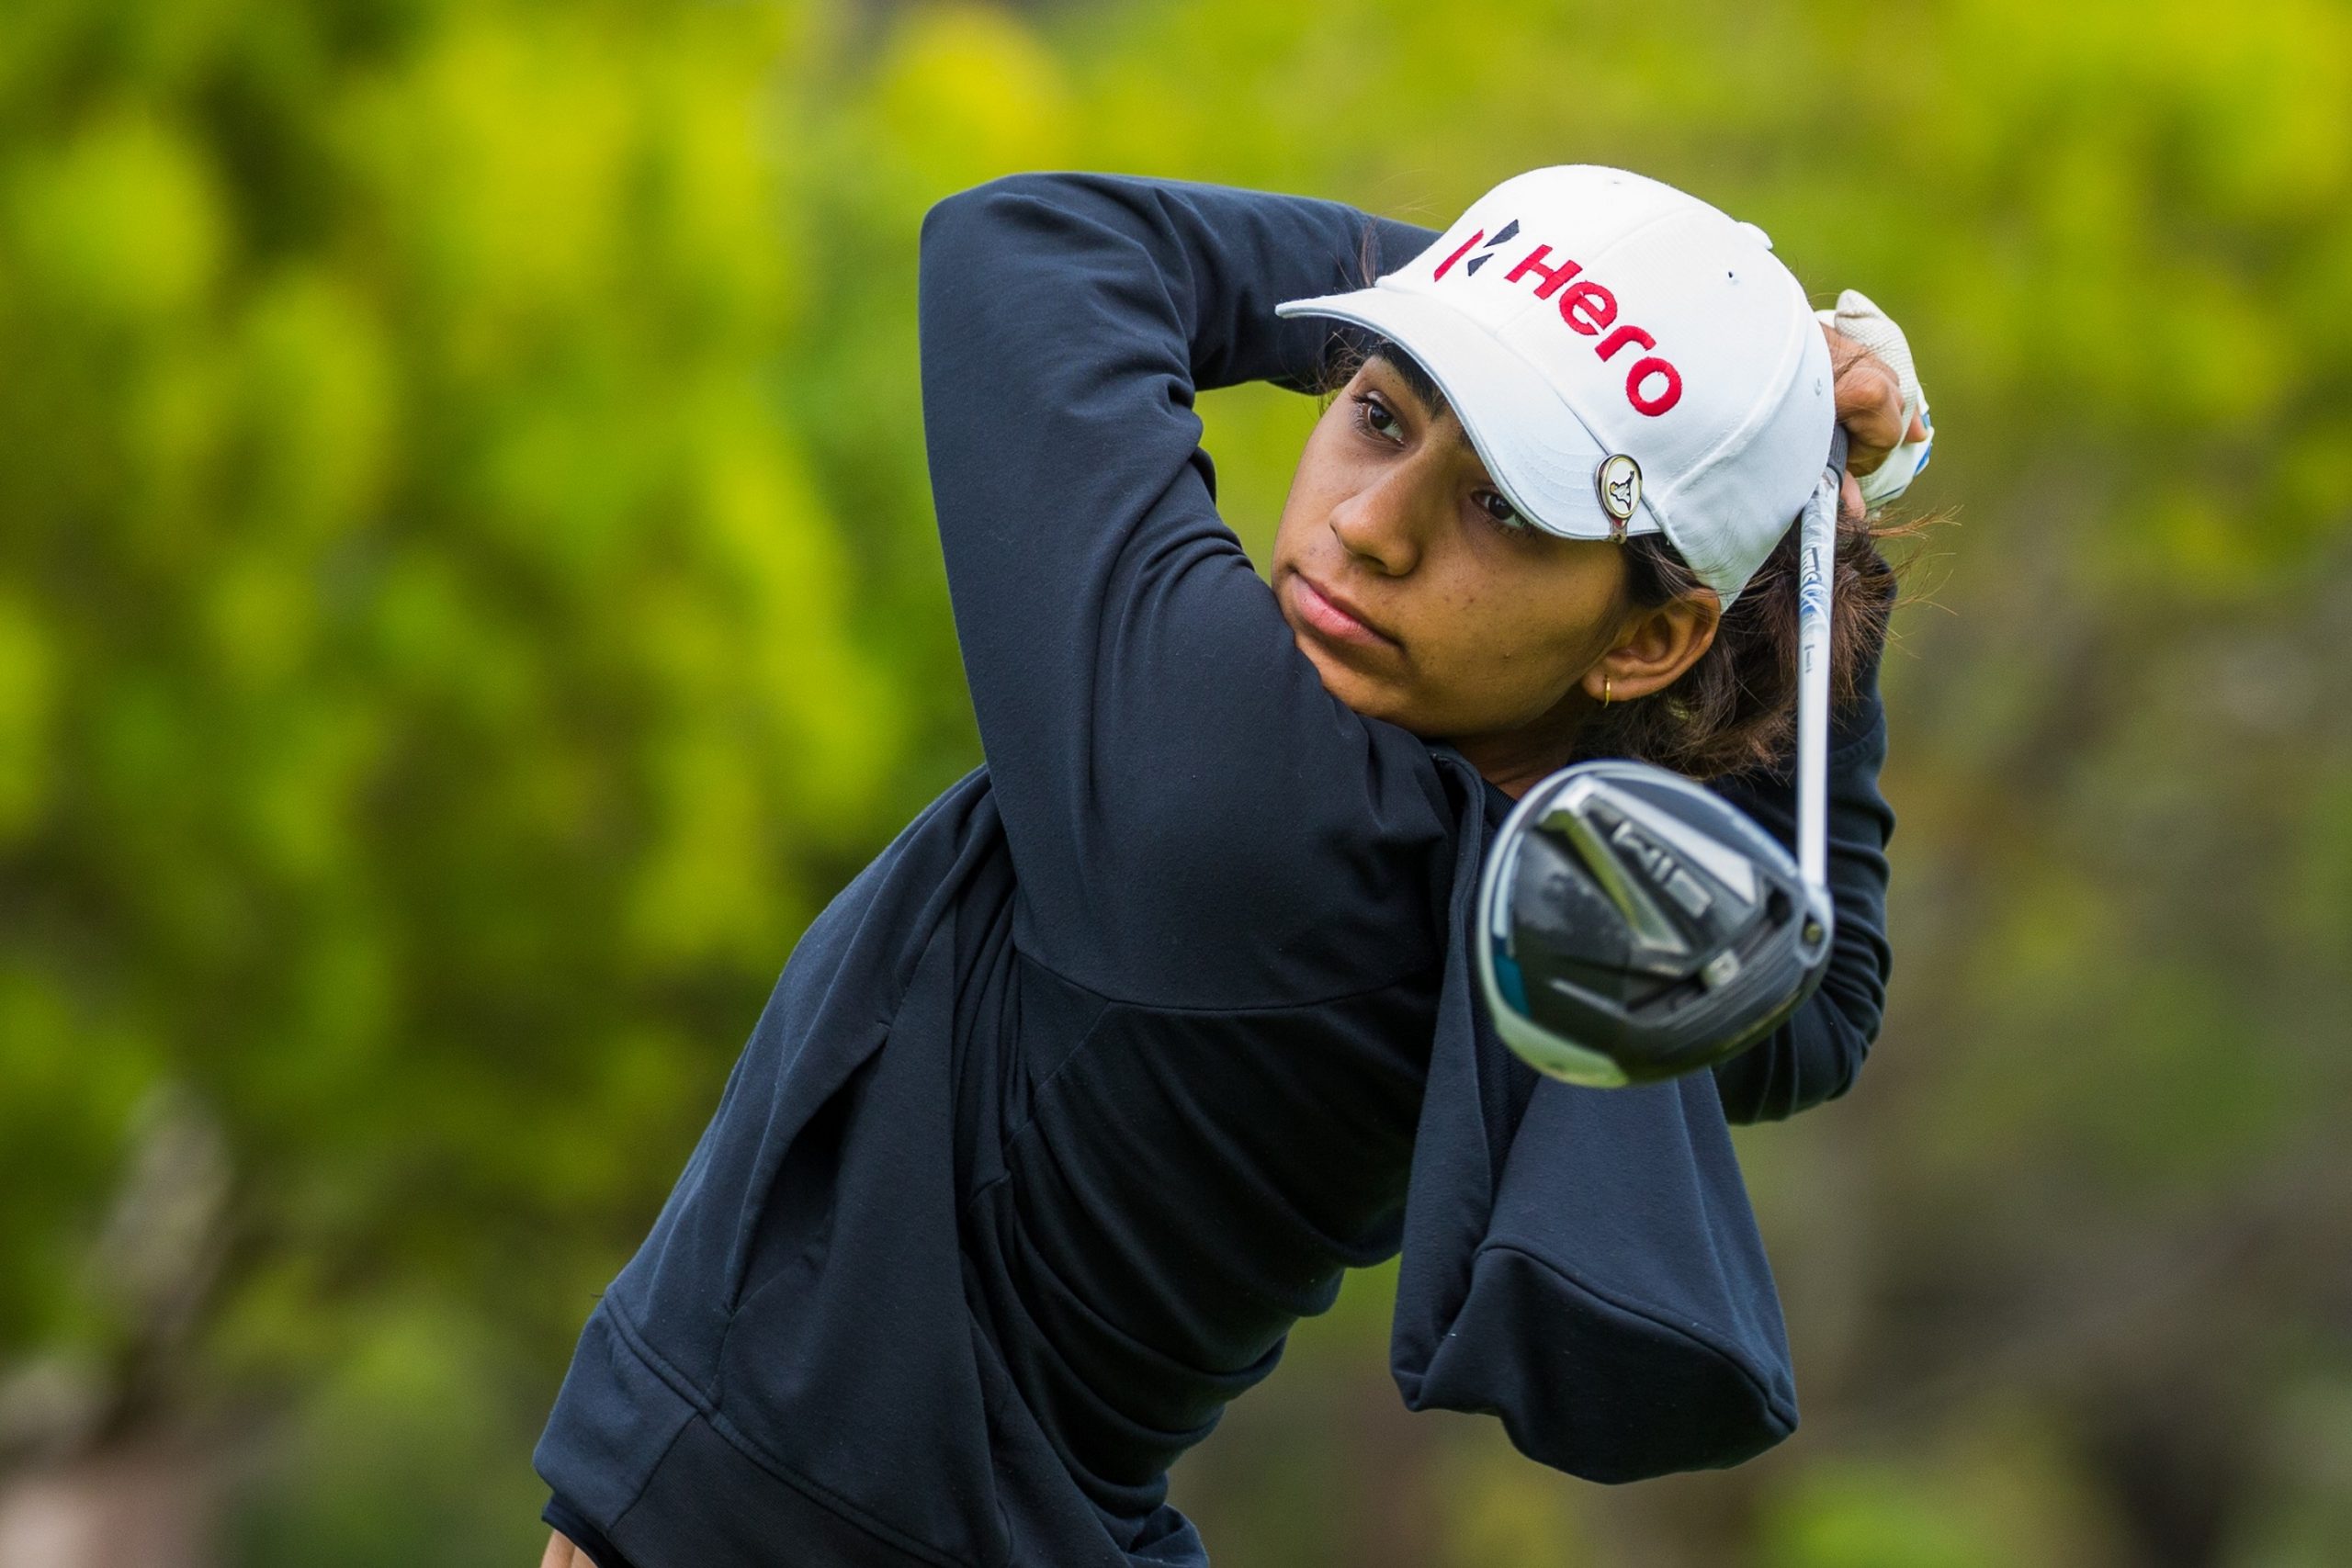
[536, 166, 1929, 1568]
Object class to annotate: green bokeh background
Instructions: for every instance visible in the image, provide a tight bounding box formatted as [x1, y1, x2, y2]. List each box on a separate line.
[2, 1, 2348, 1563]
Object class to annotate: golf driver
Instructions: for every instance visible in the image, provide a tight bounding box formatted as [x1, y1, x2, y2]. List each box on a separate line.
[1475, 430, 1849, 1088]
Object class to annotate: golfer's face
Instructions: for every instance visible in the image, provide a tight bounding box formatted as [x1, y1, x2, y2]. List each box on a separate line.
[1270, 357, 1627, 744]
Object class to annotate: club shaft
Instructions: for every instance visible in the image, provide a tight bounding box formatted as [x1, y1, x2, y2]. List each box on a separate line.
[1793, 434, 1845, 891]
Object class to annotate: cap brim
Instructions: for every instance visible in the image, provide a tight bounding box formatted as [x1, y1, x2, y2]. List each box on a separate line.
[1275, 283, 1662, 541]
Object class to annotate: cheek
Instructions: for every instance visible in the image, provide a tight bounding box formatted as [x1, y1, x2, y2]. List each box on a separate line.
[1411, 556, 1617, 720]
[1273, 419, 1351, 553]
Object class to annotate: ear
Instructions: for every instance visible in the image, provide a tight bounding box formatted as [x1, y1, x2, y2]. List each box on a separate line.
[1581, 589, 1721, 705]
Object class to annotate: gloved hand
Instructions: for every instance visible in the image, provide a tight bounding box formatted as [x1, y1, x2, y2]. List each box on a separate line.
[1819, 288, 1933, 515]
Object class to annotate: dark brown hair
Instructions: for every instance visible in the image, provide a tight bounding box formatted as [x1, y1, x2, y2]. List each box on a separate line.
[1327, 333, 1917, 782]
[1595, 500, 1898, 780]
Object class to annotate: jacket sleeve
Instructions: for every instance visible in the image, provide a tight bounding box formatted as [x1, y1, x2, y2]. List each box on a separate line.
[1704, 626, 1897, 1122]
[918, 174, 1454, 1009]
[1391, 759, 1800, 1483]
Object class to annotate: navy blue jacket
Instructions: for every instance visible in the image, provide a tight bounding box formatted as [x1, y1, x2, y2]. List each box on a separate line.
[535, 174, 1895, 1568]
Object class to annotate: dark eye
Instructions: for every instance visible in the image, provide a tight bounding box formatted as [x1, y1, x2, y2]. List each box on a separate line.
[1353, 392, 1404, 445]
[1476, 490, 1526, 530]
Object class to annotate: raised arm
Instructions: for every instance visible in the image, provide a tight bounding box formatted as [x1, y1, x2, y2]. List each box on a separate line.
[917, 174, 1452, 1007]
[1705, 636, 1896, 1122]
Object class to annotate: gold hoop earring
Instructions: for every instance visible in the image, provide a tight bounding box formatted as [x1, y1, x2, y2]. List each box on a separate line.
[1601, 673, 1613, 706]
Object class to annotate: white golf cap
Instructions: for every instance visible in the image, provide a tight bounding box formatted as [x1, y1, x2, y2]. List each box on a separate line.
[1275, 165, 1834, 606]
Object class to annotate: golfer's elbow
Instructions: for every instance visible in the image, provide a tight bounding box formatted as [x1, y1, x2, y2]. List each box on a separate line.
[921, 173, 1087, 263]
[919, 177, 1007, 252]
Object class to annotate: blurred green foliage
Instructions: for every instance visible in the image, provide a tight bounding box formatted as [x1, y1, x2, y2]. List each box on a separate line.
[2, 0, 2348, 1564]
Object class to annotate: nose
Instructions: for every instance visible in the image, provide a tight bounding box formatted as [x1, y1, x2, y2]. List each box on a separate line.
[1327, 458, 1432, 577]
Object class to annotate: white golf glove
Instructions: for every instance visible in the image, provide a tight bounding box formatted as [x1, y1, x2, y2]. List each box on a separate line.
[1817, 288, 1933, 510]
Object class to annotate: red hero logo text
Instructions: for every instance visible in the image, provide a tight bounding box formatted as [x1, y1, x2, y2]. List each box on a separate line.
[1432, 230, 1683, 417]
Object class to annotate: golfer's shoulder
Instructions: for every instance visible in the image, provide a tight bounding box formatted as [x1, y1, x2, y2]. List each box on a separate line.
[1014, 729, 1456, 1002]
[1018, 831, 1449, 1010]
[1133, 700, 1451, 865]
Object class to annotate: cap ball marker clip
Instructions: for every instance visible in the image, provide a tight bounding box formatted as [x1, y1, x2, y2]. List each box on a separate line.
[1596, 453, 1642, 537]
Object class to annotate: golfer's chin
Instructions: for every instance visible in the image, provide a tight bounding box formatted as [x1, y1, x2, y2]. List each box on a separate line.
[1288, 625, 1421, 730]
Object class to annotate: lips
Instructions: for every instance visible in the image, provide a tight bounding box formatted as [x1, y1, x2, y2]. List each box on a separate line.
[1286, 570, 1398, 653]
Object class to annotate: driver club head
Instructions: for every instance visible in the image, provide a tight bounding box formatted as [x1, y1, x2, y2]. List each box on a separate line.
[1476, 759, 1835, 1088]
[1476, 429, 1849, 1089]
